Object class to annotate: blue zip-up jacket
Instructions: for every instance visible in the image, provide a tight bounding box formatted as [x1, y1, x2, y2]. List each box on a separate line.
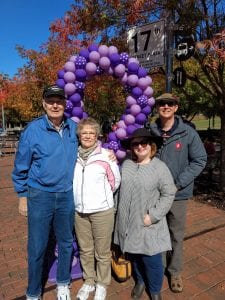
[12, 115, 78, 197]
[150, 116, 207, 200]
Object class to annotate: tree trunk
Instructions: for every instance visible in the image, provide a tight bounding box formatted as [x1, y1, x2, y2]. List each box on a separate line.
[220, 109, 225, 191]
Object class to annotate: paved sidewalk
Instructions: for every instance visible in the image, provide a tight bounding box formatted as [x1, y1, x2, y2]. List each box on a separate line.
[0, 155, 225, 300]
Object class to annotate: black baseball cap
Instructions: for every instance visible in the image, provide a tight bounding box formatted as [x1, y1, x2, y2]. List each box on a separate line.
[43, 85, 66, 99]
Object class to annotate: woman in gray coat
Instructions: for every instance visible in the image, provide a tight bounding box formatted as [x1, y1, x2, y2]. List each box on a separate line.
[114, 128, 176, 300]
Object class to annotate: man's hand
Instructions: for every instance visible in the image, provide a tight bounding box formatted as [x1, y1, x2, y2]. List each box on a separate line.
[19, 197, 28, 216]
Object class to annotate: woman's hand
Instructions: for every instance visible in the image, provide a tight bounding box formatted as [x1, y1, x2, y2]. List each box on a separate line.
[143, 211, 152, 226]
[18, 197, 28, 216]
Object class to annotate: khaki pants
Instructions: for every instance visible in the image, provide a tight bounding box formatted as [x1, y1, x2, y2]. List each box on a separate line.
[75, 208, 114, 286]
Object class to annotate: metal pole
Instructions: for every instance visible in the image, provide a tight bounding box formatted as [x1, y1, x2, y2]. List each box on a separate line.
[166, 11, 174, 93]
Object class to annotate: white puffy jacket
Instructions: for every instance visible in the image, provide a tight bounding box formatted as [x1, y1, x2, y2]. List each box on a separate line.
[73, 144, 121, 213]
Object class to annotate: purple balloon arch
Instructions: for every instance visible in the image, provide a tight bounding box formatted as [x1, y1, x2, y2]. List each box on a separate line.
[56, 44, 155, 160]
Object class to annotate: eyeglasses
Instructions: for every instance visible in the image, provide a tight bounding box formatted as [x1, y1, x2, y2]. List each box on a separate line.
[80, 132, 96, 137]
[157, 100, 178, 107]
[44, 99, 65, 105]
[131, 140, 150, 148]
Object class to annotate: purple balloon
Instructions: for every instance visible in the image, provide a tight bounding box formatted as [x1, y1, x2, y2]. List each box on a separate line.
[108, 45, 118, 55]
[142, 105, 152, 116]
[128, 62, 139, 74]
[75, 56, 87, 69]
[138, 67, 148, 78]
[109, 53, 121, 66]
[128, 57, 139, 64]
[86, 62, 97, 75]
[143, 86, 153, 97]
[64, 71, 76, 83]
[89, 51, 100, 63]
[88, 44, 99, 52]
[79, 48, 90, 60]
[117, 120, 127, 129]
[75, 81, 85, 91]
[69, 93, 82, 104]
[65, 100, 73, 112]
[64, 83, 76, 95]
[107, 67, 114, 75]
[108, 132, 117, 142]
[98, 45, 109, 57]
[115, 128, 127, 139]
[69, 55, 77, 62]
[102, 142, 109, 149]
[135, 113, 147, 124]
[56, 78, 65, 88]
[137, 78, 149, 90]
[126, 125, 136, 136]
[114, 64, 126, 77]
[127, 74, 138, 86]
[145, 76, 152, 85]
[71, 116, 80, 123]
[64, 61, 75, 72]
[116, 149, 127, 160]
[130, 104, 141, 116]
[120, 52, 129, 65]
[124, 114, 135, 125]
[75, 69, 87, 82]
[131, 87, 143, 99]
[82, 112, 88, 119]
[137, 95, 148, 108]
[120, 73, 127, 84]
[57, 69, 65, 79]
[72, 107, 83, 118]
[99, 57, 110, 70]
[126, 95, 136, 106]
[148, 97, 155, 106]
[108, 140, 119, 152]
[96, 66, 104, 75]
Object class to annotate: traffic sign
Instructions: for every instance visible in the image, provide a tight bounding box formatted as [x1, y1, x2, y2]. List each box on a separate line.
[175, 36, 195, 61]
[173, 67, 186, 87]
[127, 20, 165, 69]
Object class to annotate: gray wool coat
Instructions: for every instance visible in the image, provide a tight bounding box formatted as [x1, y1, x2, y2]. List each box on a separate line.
[114, 157, 177, 256]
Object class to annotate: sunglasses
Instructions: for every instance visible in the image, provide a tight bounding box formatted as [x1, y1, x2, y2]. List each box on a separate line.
[131, 139, 150, 148]
[157, 100, 178, 107]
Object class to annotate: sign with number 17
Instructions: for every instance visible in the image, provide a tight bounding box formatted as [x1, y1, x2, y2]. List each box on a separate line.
[127, 20, 165, 69]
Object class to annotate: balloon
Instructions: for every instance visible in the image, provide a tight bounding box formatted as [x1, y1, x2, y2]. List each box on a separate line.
[82, 112, 88, 119]
[137, 78, 149, 90]
[64, 71, 76, 83]
[72, 107, 83, 119]
[86, 62, 97, 75]
[130, 104, 141, 116]
[69, 55, 77, 62]
[64, 112, 71, 118]
[108, 132, 117, 142]
[57, 69, 65, 79]
[127, 74, 138, 86]
[64, 61, 75, 72]
[89, 51, 100, 63]
[137, 95, 148, 108]
[79, 49, 90, 60]
[128, 57, 139, 64]
[69, 93, 81, 104]
[126, 95, 136, 106]
[71, 116, 80, 123]
[96, 66, 104, 75]
[120, 52, 129, 65]
[126, 124, 136, 136]
[117, 120, 127, 129]
[108, 141, 119, 152]
[75, 56, 87, 68]
[128, 62, 139, 74]
[145, 76, 152, 85]
[88, 44, 99, 52]
[75, 69, 87, 82]
[98, 45, 109, 57]
[116, 149, 127, 160]
[75, 81, 85, 91]
[56, 78, 65, 88]
[135, 113, 147, 124]
[143, 86, 153, 97]
[99, 57, 110, 70]
[102, 143, 109, 149]
[114, 64, 126, 77]
[148, 97, 155, 106]
[108, 45, 118, 55]
[115, 128, 127, 139]
[138, 67, 148, 78]
[64, 83, 76, 95]
[142, 105, 152, 116]
[120, 73, 127, 84]
[109, 53, 121, 66]
[107, 67, 114, 75]
[124, 114, 135, 125]
[65, 100, 74, 112]
[131, 87, 143, 99]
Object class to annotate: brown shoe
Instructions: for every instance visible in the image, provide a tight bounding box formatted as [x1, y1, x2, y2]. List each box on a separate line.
[170, 275, 183, 293]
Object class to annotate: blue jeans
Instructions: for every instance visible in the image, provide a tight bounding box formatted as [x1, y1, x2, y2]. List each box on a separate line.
[129, 253, 164, 294]
[26, 187, 75, 298]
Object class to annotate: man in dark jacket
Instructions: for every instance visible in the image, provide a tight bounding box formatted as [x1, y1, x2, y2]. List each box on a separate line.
[12, 85, 78, 300]
[149, 93, 207, 293]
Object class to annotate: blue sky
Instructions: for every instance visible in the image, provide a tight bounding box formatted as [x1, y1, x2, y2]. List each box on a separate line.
[0, 0, 74, 78]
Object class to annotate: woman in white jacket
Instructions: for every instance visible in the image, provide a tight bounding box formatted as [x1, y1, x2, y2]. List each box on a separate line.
[73, 118, 121, 300]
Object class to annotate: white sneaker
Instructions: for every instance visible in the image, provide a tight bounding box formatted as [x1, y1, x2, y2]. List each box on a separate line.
[57, 284, 71, 300]
[76, 284, 95, 300]
[94, 284, 106, 300]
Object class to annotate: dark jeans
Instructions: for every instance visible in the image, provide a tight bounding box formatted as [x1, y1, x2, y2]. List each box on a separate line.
[26, 187, 75, 298]
[129, 253, 164, 294]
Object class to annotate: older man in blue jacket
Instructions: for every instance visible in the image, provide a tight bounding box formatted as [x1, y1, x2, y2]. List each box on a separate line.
[149, 93, 207, 294]
[12, 85, 78, 300]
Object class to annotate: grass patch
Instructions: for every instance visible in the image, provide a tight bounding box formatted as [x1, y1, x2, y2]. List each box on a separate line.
[192, 116, 221, 130]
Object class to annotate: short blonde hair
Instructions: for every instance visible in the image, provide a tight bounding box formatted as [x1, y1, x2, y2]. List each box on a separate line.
[77, 117, 101, 137]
